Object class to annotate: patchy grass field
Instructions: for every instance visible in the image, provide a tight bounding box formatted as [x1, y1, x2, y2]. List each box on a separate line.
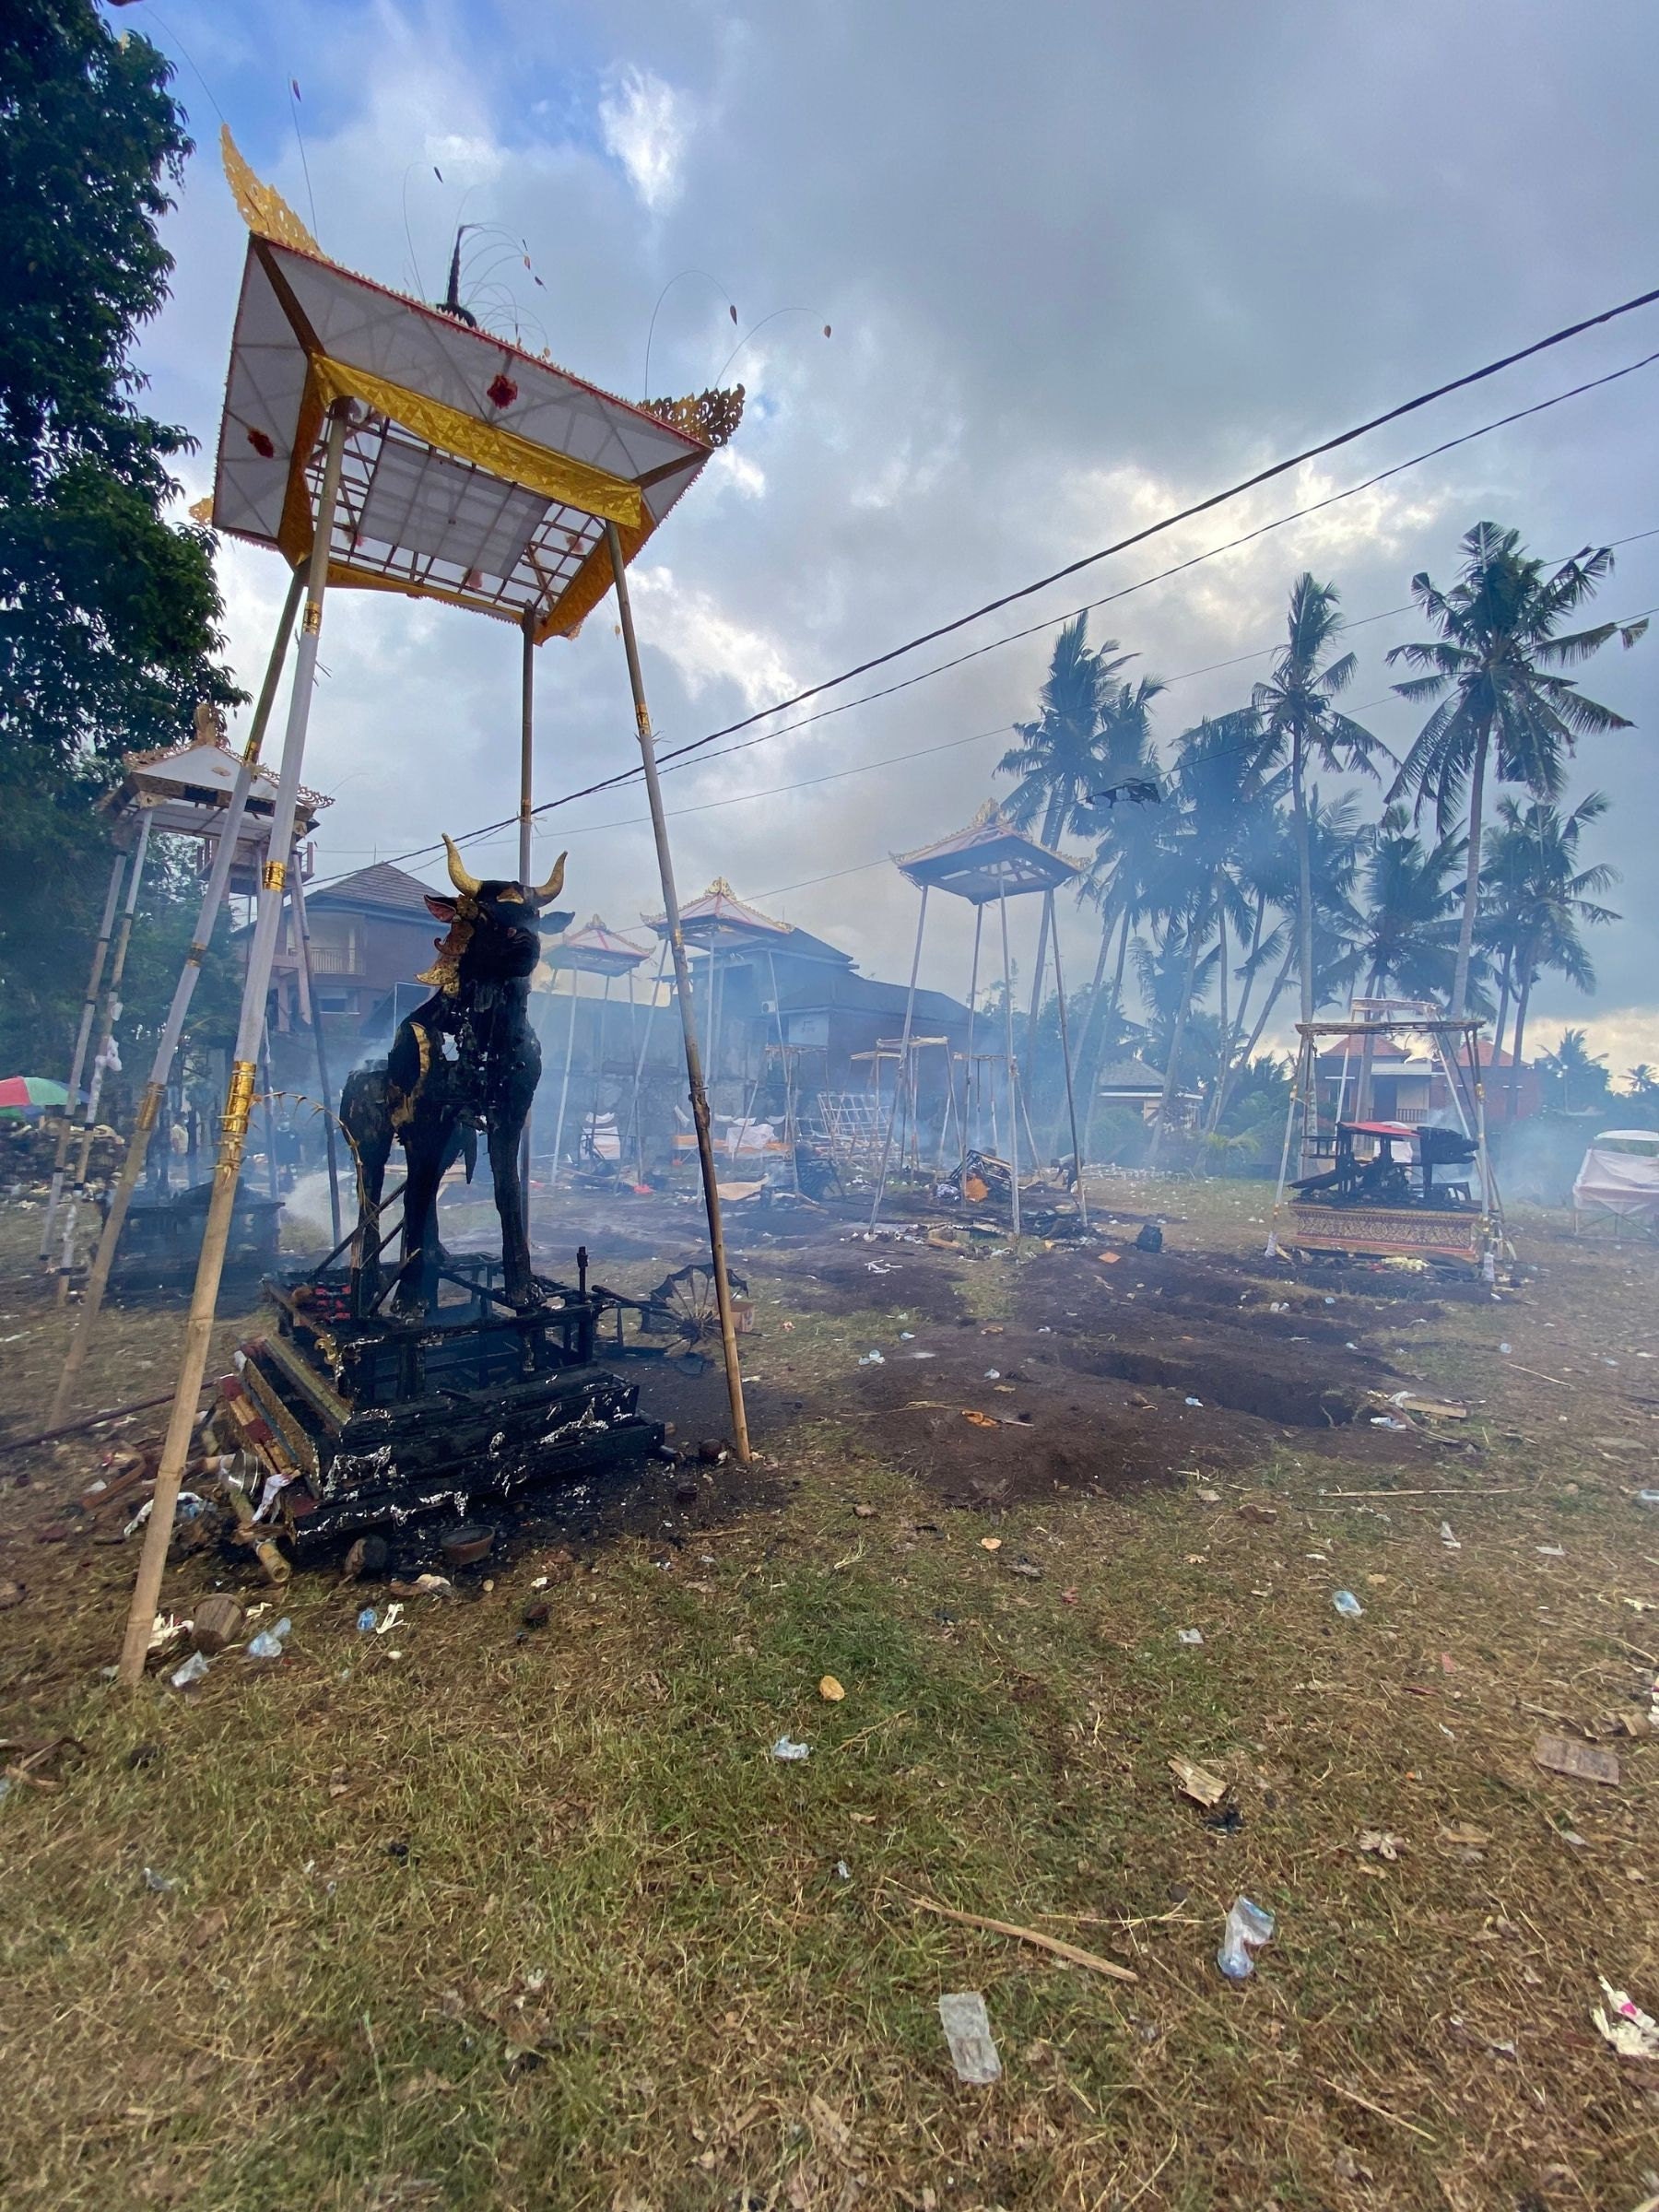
[0, 1181, 1655, 2211]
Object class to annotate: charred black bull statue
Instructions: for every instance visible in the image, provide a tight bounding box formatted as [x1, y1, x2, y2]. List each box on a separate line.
[341, 836, 571, 1316]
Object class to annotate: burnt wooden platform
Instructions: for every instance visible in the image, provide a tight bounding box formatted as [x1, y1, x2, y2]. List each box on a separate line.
[219, 1254, 663, 1547]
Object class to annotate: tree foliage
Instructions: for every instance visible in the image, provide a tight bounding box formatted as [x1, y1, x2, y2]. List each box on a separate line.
[0, 0, 240, 1075]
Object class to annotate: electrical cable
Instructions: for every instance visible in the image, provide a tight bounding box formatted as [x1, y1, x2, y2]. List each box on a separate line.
[307, 330, 1659, 888]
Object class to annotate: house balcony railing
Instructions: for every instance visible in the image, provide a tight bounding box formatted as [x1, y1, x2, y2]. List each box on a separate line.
[307, 946, 362, 976]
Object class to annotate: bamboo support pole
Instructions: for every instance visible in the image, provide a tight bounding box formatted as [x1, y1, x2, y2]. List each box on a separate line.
[998, 885, 1021, 1240]
[517, 609, 535, 1219]
[963, 903, 983, 1150]
[118, 400, 352, 1685]
[869, 886, 928, 1226]
[549, 974, 578, 1191]
[627, 937, 670, 1182]
[604, 519, 749, 1463]
[56, 810, 155, 1303]
[41, 853, 126, 1258]
[288, 863, 342, 1246]
[1046, 888, 1088, 1226]
[47, 582, 301, 1429]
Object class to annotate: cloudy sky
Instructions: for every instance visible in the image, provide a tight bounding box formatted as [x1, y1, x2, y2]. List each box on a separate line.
[128, 0, 1659, 1071]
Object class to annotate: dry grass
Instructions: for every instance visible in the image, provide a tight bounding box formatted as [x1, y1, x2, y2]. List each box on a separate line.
[0, 1183, 1655, 2210]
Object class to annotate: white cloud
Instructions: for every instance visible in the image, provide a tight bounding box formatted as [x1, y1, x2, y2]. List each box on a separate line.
[598, 65, 688, 212]
[626, 566, 798, 712]
[706, 446, 768, 501]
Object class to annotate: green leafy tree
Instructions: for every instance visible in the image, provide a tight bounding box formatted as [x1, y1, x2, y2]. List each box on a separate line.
[0, 0, 239, 1073]
[1385, 523, 1641, 1018]
[1253, 573, 1382, 1025]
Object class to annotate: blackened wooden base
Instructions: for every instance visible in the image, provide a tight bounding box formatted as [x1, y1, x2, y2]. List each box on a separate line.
[223, 1256, 663, 1549]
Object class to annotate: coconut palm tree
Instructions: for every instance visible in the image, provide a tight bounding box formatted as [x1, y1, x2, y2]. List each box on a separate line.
[997, 618, 1155, 1054]
[1143, 711, 1282, 1157]
[1344, 803, 1466, 1007]
[1479, 792, 1618, 1117]
[1385, 523, 1641, 1018]
[1253, 574, 1383, 1026]
[1070, 678, 1165, 1110]
[1535, 1026, 1612, 1116]
[1211, 787, 1369, 1129]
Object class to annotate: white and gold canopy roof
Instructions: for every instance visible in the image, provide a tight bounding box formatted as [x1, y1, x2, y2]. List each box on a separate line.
[208, 133, 737, 641]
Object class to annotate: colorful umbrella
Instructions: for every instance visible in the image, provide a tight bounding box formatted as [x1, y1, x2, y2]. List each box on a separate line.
[0, 1077, 68, 1109]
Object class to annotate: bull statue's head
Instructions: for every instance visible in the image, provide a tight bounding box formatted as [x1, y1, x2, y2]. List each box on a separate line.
[416, 835, 573, 994]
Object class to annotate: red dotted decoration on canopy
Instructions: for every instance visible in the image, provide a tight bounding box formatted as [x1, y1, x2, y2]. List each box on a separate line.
[486, 372, 519, 410]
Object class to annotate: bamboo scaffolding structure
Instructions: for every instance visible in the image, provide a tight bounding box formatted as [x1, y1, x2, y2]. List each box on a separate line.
[47, 577, 303, 1430]
[41, 853, 126, 1259]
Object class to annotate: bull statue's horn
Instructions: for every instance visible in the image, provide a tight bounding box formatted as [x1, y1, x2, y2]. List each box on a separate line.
[442, 834, 481, 896]
[533, 852, 567, 903]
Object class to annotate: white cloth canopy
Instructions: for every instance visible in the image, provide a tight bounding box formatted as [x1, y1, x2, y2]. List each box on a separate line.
[1572, 1130, 1659, 1226]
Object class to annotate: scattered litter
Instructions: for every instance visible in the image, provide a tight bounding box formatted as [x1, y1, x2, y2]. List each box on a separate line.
[1177, 1628, 1205, 1646]
[124, 1490, 206, 1538]
[857, 1350, 885, 1367]
[191, 1594, 244, 1653]
[818, 1676, 846, 1702]
[1500, 1342, 1512, 1355]
[771, 1735, 811, 1762]
[979, 1536, 1002, 1551]
[938, 1991, 1002, 2084]
[1333, 1590, 1364, 1619]
[147, 1612, 189, 1657]
[1637, 1490, 1659, 1508]
[1357, 1829, 1406, 1861]
[142, 1867, 179, 1894]
[1438, 1822, 1490, 1850]
[356, 1607, 378, 1633]
[245, 1616, 292, 1662]
[1183, 1395, 1204, 1408]
[1006, 1560, 1043, 1580]
[982, 1369, 1001, 1381]
[1217, 1896, 1276, 1982]
[909, 1891, 1136, 1982]
[1196, 1488, 1221, 1504]
[1169, 1756, 1228, 1809]
[169, 1651, 211, 1689]
[1440, 1522, 1461, 1549]
[390, 1573, 455, 1599]
[1533, 1732, 1620, 1786]
[899, 1330, 915, 1340]
[1536, 1544, 1565, 1558]
[1592, 1976, 1659, 2061]
[1370, 1415, 1410, 1431]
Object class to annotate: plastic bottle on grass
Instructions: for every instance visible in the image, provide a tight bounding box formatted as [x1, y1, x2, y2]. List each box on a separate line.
[246, 1617, 292, 1661]
[1217, 1896, 1276, 1982]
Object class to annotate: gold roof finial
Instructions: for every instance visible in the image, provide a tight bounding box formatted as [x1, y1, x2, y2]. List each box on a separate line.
[220, 125, 320, 254]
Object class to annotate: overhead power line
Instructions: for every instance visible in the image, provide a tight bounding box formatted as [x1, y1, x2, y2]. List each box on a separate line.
[306, 287, 1659, 888]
